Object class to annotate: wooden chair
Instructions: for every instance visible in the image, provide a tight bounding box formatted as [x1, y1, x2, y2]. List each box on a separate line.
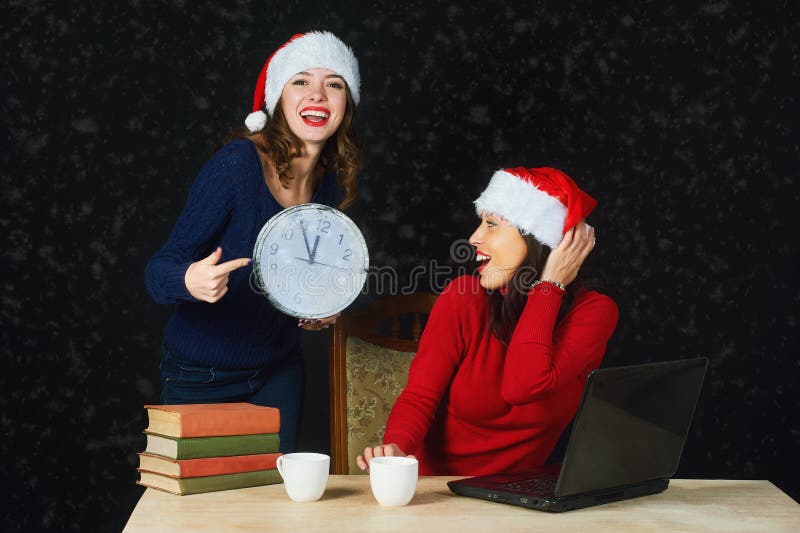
[329, 292, 438, 474]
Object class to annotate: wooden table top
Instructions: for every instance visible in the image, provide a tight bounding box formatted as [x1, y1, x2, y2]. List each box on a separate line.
[124, 476, 800, 532]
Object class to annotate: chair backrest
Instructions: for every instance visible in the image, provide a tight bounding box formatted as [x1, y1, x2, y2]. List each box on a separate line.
[329, 292, 438, 474]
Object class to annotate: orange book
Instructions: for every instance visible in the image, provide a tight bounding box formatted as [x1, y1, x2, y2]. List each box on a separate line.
[137, 452, 281, 478]
[144, 403, 280, 438]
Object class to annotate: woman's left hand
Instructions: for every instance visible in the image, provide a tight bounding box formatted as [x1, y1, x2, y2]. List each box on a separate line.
[539, 221, 596, 287]
[298, 313, 340, 330]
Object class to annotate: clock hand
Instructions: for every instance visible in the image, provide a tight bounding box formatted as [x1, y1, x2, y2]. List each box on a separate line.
[300, 220, 313, 261]
[294, 257, 342, 269]
[300, 221, 314, 262]
[310, 235, 321, 263]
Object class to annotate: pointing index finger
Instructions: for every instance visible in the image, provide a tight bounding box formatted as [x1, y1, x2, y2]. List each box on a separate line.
[215, 257, 252, 275]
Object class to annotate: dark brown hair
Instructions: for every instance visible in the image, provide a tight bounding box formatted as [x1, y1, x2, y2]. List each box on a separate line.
[487, 233, 588, 344]
[230, 87, 363, 209]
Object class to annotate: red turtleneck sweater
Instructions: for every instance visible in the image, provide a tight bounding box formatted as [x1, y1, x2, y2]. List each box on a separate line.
[383, 275, 618, 475]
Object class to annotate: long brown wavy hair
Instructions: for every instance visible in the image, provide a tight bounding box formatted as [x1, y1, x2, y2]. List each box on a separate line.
[230, 87, 363, 209]
[487, 233, 594, 344]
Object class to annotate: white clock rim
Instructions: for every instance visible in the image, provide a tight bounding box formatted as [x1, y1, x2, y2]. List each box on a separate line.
[252, 203, 369, 319]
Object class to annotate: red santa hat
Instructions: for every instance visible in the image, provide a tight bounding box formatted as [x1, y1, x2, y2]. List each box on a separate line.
[474, 166, 597, 249]
[244, 31, 361, 133]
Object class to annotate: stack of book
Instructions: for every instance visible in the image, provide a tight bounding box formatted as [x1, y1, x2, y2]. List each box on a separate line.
[137, 402, 282, 495]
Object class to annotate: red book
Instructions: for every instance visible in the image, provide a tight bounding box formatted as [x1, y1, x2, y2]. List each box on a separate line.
[137, 452, 281, 478]
[144, 403, 280, 438]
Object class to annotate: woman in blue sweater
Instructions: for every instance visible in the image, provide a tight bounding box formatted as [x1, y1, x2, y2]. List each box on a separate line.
[145, 32, 363, 453]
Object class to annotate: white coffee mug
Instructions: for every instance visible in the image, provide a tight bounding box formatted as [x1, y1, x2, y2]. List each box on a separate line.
[369, 456, 418, 507]
[276, 453, 330, 502]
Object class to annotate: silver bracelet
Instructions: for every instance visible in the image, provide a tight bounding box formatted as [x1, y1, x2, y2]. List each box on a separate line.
[531, 279, 566, 292]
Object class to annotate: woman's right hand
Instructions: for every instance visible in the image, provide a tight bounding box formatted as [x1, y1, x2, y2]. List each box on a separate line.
[356, 443, 414, 472]
[184, 247, 251, 303]
[538, 221, 596, 287]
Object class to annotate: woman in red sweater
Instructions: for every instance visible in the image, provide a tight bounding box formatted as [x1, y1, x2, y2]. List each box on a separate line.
[356, 166, 618, 475]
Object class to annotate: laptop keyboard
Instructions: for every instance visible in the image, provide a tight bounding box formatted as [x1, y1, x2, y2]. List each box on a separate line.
[499, 475, 558, 496]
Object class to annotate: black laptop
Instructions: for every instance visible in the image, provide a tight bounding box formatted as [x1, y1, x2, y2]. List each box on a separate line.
[448, 357, 708, 512]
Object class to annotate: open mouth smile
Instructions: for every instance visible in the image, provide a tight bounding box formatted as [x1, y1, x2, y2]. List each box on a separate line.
[299, 107, 330, 127]
[476, 251, 491, 272]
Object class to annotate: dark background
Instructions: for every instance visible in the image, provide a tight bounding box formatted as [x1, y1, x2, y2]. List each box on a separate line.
[3, 1, 798, 530]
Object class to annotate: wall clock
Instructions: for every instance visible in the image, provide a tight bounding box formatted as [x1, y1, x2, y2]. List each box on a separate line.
[252, 203, 369, 318]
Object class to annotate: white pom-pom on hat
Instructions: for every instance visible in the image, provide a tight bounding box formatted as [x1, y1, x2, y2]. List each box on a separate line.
[245, 111, 267, 133]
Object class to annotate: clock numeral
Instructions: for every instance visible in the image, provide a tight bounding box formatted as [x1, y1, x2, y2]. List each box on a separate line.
[294, 294, 302, 304]
[270, 243, 279, 255]
[338, 234, 344, 245]
[317, 219, 331, 233]
[281, 229, 294, 240]
[343, 248, 352, 261]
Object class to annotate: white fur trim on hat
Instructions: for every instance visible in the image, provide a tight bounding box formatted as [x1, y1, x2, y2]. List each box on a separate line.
[474, 170, 567, 248]
[265, 31, 360, 114]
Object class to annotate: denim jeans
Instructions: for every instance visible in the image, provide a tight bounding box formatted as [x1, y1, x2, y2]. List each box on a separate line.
[159, 342, 305, 454]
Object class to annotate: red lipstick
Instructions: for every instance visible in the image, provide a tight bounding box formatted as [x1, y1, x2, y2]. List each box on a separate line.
[299, 106, 330, 127]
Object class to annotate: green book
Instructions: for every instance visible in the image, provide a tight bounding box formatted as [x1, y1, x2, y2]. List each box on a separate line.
[144, 432, 280, 459]
[138, 468, 282, 495]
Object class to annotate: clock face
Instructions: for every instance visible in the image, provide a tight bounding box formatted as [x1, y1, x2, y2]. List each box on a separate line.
[252, 203, 369, 319]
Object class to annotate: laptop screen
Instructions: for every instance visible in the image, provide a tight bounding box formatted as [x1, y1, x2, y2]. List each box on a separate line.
[555, 358, 708, 497]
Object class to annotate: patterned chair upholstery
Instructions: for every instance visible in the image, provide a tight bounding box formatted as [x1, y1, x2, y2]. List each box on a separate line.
[329, 293, 438, 474]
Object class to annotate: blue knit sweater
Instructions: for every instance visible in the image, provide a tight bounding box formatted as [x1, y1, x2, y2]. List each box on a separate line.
[145, 139, 338, 368]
